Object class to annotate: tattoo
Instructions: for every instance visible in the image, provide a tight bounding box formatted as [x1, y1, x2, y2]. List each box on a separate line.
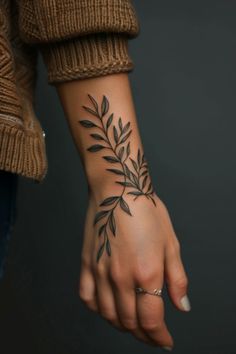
[79, 94, 156, 262]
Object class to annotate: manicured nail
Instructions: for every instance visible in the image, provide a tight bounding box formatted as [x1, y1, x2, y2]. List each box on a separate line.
[161, 346, 173, 351]
[180, 294, 191, 311]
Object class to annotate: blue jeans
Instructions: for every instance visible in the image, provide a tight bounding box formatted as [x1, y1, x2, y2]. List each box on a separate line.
[0, 170, 18, 280]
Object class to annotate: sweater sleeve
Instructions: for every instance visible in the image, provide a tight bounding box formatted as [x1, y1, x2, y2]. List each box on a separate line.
[18, 0, 140, 84]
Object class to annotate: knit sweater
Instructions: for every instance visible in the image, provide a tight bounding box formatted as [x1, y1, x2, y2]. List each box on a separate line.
[0, 0, 140, 181]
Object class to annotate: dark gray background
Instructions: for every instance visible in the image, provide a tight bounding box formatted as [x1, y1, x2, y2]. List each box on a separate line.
[1, 1, 236, 353]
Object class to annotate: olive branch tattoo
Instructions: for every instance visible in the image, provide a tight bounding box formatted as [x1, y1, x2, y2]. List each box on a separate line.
[79, 94, 156, 262]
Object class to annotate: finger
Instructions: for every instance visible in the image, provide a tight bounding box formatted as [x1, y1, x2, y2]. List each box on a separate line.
[164, 243, 191, 312]
[157, 197, 191, 312]
[95, 269, 126, 331]
[109, 270, 155, 345]
[78, 266, 98, 312]
[136, 269, 174, 349]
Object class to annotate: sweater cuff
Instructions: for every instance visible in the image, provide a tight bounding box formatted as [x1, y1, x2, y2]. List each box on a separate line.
[39, 32, 135, 84]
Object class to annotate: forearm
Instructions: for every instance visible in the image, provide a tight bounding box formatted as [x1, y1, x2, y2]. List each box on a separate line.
[55, 73, 155, 202]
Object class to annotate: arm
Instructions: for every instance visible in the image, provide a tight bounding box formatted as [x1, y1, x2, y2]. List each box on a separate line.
[55, 72, 191, 350]
[19, 0, 190, 349]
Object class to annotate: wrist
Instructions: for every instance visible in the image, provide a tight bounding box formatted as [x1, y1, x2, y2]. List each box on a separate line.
[85, 158, 156, 208]
[85, 163, 122, 199]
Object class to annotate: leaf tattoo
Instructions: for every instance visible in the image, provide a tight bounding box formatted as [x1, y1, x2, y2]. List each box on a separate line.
[79, 94, 157, 262]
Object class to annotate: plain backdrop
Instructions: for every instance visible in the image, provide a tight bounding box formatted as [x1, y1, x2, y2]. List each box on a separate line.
[0, 1, 236, 353]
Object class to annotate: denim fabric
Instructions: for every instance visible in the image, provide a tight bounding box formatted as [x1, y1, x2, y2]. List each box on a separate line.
[0, 170, 18, 280]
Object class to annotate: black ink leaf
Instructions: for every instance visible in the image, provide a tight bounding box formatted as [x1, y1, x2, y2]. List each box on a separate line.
[113, 126, 119, 144]
[134, 176, 139, 186]
[130, 171, 139, 186]
[106, 238, 111, 256]
[103, 156, 119, 163]
[96, 242, 105, 262]
[118, 117, 123, 132]
[100, 196, 119, 206]
[130, 158, 138, 172]
[94, 210, 109, 225]
[122, 122, 130, 134]
[126, 142, 131, 157]
[127, 191, 143, 196]
[87, 144, 106, 152]
[109, 211, 116, 236]
[118, 146, 124, 160]
[147, 182, 152, 193]
[142, 175, 148, 189]
[106, 168, 125, 176]
[90, 133, 105, 141]
[101, 95, 109, 116]
[137, 149, 141, 167]
[98, 224, 106, 236]
[124, 163, 131, 178]
[115, 181, 134, 187]
[129, 170, 135, 183]
[79, 120, 97, 128]
[82, 106, 98, 117]
[150, 197, 156, 206]
[88, 94, 99, 113]
[119, 130, 132, 144]
[120, 197, 132, 216]
[140, 170, 148, 177]
[106, 113, 113, 130]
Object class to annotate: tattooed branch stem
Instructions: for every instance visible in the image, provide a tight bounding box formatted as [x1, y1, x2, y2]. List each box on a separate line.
[79, 94, 156, 262]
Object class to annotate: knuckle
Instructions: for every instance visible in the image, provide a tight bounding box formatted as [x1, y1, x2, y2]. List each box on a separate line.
[174, 238, 181, 253]
[168, 238, 181, 257]
[93, 262, 106, 278]
[140, 320, 162, 332]
[109, 267, 125, 285]
[134, 268, 163, 285]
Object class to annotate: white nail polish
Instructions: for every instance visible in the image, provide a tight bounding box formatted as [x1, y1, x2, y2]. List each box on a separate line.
[180, 295, 191, 311]
[161, 346, 173, 351]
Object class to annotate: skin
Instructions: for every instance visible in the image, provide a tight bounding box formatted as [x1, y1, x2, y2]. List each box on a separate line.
[78, 93, 156, 262]
[55, 73, 190, 350]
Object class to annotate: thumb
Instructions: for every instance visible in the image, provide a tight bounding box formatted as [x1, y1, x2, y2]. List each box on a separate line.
[164, 241, 191, 312]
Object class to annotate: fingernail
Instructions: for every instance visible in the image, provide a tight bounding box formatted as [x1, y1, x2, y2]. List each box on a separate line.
[161, 346, 173, 351]
[180, 294, 191, 311]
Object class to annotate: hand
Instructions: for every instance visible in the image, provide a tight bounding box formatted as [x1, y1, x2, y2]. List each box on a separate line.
[78, 189, 190, 350]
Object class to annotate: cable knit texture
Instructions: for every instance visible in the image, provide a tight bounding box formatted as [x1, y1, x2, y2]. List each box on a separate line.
[0, 0, 140, 181]
[19, 0, 140, 42]
[0, 1, 47, 181]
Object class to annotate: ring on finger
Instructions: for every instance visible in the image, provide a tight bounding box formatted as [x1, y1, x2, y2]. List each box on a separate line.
[134, 287, 162, 297]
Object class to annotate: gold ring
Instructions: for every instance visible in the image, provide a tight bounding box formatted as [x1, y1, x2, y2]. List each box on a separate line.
[135, 287, 162, 296]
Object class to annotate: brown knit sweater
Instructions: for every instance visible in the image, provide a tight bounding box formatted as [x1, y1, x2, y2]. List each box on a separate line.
[0, 0, 140, 181]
